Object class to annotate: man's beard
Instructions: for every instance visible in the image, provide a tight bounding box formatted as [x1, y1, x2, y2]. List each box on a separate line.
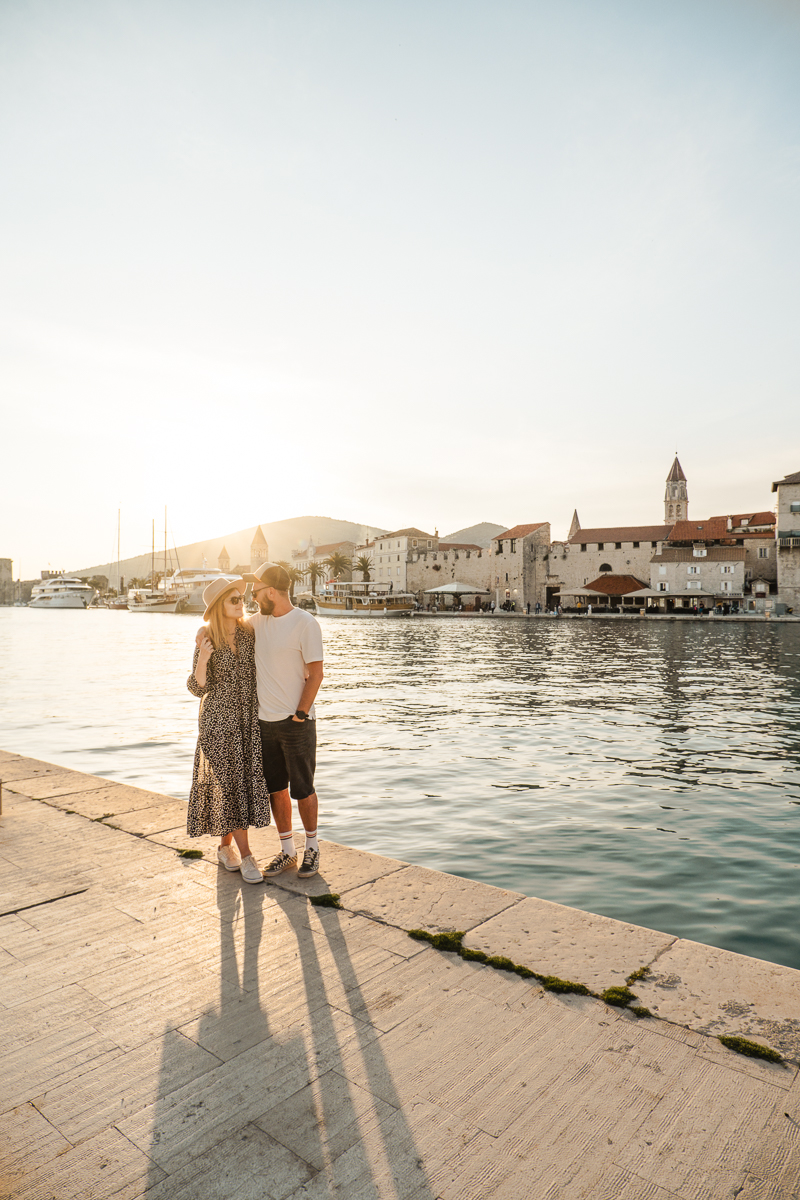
[257, 597, 275, 615]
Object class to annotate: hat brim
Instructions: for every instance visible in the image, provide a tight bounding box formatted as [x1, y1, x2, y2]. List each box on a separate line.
[203, 578, 247, 621]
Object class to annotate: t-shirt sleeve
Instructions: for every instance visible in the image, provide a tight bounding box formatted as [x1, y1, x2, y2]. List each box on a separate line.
[300, 614, 324, 662]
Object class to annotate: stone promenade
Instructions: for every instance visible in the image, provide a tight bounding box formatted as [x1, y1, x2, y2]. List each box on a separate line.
[1, 750, 800, 1199]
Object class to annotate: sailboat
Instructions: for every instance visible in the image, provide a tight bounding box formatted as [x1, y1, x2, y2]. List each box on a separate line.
[127, 511, 183, 613]
[107, 510, 129, 609]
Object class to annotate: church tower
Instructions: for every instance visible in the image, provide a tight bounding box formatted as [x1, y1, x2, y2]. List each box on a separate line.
[665, 456, 688, 523]
[218, 545, 230, 572]
[250, 525, 269, 572]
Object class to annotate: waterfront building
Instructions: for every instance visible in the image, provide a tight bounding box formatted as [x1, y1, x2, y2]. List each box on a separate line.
[0, 558, 12, 606]
[292, 540, 357, 583]
[560, 573, 649, 610]
[231, 526, 270, 576]
[217, 545, 230, 571]
[491, 523, 551, 610]
[772, 468, 800, 612]
[665, 513, 776, 610]
[406, 538, 487, 600]
[649, 546, 746, 609]
[562, 519, 673, 599]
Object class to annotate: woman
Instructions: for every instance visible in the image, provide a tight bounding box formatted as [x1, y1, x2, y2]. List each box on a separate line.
[186, 576, 270, 883]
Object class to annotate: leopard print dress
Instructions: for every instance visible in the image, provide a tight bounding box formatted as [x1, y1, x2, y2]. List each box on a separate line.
[186, 624, 271, 836]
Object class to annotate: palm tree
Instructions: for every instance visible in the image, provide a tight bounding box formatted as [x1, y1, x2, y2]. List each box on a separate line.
[354, 554, 373, 583]
[305, 561, 327, 596]
[325, 551, 352, 581]
[276, 560, 305, 599]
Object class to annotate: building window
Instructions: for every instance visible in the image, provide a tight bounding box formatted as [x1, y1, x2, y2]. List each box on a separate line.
[790, 503, 800, 513]
[688, 566, 699, 574]
[720, 581, 732, 592]
[686, 581, 702, 590]
[397, 555, 400, 562]
[615, 542, 622, 549]
[580, 544, 587, 553]
[658, 582, 669, 591]
[510, 539, 517, 553]
[495, 542, 503, 555]
[600, 563, 612, 572]
[736, 539, 744, 546]
[597, 543, 604, 550]
[659, 566, 667, 575]
[379, 568, 383, 577]
[633, 541, 640, 548]
[651, 541, 658, 549]
[721, 565, 733, 574]
[505, 573, 508, 582]
[758, 548, 769, 558]
[693, 548, 707, 558]
[397, 568, 401, 576]
[427, 540, 432, 547]
[412, 540, 417, 548]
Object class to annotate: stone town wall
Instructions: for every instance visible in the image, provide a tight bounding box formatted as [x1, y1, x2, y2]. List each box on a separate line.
[548, 541, 661, 596]
[0, 558, 12, 605]
[407, 547, 490, 598]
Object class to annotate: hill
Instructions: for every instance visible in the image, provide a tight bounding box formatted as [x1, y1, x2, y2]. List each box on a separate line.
[441, 522, 506, 548]
[71, 515, 388, 585]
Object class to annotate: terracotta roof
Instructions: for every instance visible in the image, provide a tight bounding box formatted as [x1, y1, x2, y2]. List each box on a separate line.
[437, 542, 482, 552]
[568, 525, 672, 545]
[382, 527, 435, 540]
[493, 523, 548, 540]
[652, 548, 746, 562]
[772, 470, 800, 491]
[583, 574, 648, 595]
[666, 456, 687, 483]
[707, 511, 775, 528]
[306, 542, 354, 558]
[668, 518, 773, 542]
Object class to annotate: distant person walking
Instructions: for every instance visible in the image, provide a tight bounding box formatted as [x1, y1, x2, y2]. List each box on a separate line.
[243, 563, 325, 880]
[187, 577, 271, 884]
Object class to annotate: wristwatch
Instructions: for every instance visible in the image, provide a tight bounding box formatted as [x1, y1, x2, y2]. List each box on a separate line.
[295, 709, 309, 721]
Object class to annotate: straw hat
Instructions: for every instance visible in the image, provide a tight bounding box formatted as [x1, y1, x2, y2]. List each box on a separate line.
[202, 576, 246, 620]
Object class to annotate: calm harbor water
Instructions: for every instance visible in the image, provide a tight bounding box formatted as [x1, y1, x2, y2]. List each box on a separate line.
[2, 608, 800, 969]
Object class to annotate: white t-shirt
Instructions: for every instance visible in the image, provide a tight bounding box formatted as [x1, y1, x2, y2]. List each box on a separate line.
[249, 607, 324, 722]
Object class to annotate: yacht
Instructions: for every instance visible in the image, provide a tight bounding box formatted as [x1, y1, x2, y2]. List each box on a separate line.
[164, 567, 236, 613]
[28, 577, 96, 609]
[126, 588, 182, 614]
[314, 581, 415, 617]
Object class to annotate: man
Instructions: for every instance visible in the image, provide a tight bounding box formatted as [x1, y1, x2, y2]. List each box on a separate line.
[245, 563, 324, 879]
[200, 562, 324, 879]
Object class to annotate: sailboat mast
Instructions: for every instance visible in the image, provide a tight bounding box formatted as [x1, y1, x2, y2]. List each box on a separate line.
[164, 506, 168, 590]
[117, 509, 121, 595]
[151, 519, 155, 590]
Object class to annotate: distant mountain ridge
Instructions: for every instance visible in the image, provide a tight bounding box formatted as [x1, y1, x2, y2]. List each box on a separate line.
[71, 515, 389, 583]
[441, 522, 506, 548]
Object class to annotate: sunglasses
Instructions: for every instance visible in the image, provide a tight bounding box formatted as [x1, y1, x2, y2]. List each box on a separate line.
[226, 594, 245, 606]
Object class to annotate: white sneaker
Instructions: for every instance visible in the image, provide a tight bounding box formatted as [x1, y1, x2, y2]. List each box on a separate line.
[240, 855, 264, 884]
[217, 844, 241, 871]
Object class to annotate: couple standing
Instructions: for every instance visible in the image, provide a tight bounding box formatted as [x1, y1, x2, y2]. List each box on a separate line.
[186, 563, 324, 884]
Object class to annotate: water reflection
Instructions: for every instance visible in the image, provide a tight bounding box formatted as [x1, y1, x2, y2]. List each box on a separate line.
[1, 610, 799, 968]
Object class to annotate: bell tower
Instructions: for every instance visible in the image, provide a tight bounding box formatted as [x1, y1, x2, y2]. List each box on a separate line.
[665, 456, 688, 523]
[250, 525, 269, 572]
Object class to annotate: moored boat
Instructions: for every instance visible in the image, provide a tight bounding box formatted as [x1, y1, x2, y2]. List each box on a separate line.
[314, 581, 415, 617]
[29, 577, 96, 609]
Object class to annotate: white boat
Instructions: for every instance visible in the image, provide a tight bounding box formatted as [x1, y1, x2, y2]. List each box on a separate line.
[164, 567, 234, 614]
[29, 577, 96, 609]
[314, 581, 415, 617]
[127, 588, 181, 614]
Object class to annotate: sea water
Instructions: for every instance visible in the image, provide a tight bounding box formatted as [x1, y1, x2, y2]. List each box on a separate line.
[1, 608, 799, 969]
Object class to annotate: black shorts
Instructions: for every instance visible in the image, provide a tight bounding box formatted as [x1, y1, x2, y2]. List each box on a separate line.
[259, 717, 317, 800]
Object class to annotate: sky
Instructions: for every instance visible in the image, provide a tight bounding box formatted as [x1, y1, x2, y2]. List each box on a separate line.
[2, 0, 799, 578]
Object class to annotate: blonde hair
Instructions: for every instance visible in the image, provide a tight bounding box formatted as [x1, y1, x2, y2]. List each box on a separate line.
[206, 588, 248, 650]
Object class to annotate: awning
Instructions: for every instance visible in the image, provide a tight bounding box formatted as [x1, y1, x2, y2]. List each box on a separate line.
[423, 581, 491, 595]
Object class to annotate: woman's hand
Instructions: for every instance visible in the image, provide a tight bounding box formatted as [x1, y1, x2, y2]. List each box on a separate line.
[197, 636, 214, 663]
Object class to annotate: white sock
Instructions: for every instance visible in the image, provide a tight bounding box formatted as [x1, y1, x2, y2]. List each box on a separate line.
[304, 830, 319, 853]
[279, 831, 296, 856]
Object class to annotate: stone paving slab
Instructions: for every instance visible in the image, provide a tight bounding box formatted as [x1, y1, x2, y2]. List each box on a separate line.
[636, 937, 800, 1062]
[462, 893, 677, 990]
[341, 861, 523, 933]
[3, 751, 800, 1200]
